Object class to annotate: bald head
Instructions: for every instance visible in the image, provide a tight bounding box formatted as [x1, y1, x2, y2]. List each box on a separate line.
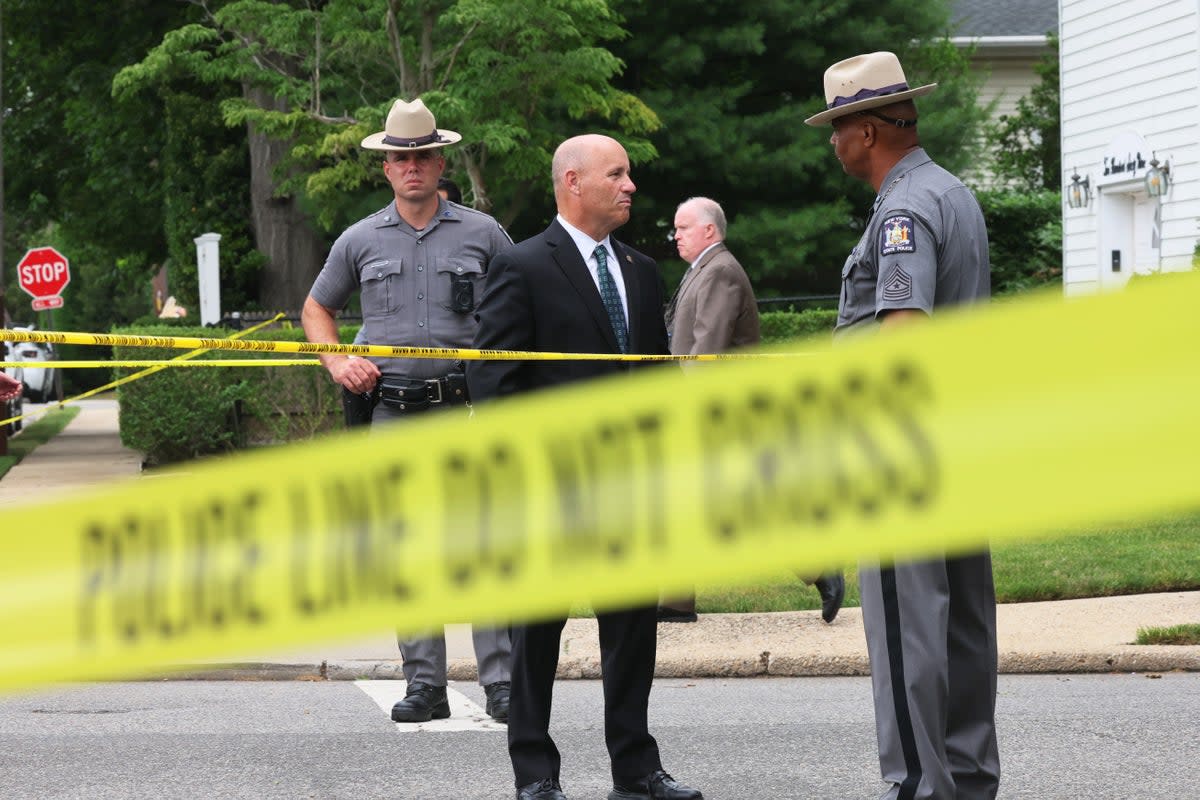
[552, 135, 601, 190]
[552, 134, 636, 240]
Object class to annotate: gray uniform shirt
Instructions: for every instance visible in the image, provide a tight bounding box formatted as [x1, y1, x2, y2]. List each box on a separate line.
[836, 148, 990, 335]
[310, 199, 511, 379]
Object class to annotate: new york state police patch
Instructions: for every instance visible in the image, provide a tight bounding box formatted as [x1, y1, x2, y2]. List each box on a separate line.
[880, 214, 916, 255]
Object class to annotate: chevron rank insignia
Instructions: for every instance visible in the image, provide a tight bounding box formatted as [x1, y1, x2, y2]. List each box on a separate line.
[880, 214, 916, 255]
[881, 265, 914, 302]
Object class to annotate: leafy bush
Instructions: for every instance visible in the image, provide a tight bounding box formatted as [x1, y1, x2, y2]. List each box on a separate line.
[113, 323, 355, 465]
[975, 189, 1062, 294]
[760, 309, 837, 344]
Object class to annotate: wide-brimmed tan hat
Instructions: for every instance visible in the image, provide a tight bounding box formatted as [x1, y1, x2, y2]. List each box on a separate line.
[361, 98, 462, 151]
[804, 51, 937, 126]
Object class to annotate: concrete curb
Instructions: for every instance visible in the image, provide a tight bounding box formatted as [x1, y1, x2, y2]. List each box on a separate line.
[162, 594, 1200, 681]
[166, 648, 1200, 683]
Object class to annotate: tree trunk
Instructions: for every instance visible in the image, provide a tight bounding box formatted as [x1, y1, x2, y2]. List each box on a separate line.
[245, 86, 327, 311]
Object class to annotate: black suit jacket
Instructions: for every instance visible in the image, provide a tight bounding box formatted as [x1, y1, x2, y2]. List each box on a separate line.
[469, 219, 668, 400]
[468, 221, 669, 787]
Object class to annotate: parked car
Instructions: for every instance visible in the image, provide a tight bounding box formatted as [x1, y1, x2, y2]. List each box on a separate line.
[5, 328, 60, 403]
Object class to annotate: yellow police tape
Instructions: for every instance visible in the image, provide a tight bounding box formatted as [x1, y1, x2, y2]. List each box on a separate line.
[1, 272, 1197, 693]
[0, 328, 786, 362]
[0, 314, 287, 429]
[3, 360, 322, 369]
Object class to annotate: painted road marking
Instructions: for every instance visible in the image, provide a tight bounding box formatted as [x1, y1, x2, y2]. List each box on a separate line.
[355, 680, 506, 733]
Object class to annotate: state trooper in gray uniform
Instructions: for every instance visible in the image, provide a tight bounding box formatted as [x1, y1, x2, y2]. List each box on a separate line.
[301, 97, 513, 725]
[806, 52, 1000, 800]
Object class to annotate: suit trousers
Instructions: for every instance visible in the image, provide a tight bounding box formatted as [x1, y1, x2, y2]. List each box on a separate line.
[508, 605, 662, 787]
[859, 552, 1000, 800]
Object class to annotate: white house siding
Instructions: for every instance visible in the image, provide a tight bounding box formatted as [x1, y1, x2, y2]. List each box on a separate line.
[951, 1, 1057, 185]
[978, 55, 1039, 121]
[954, 38, 1050, 188]
[1060, 0, 1200, 295]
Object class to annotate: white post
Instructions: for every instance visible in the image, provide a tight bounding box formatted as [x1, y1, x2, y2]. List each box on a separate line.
[194, 232, 222, 326]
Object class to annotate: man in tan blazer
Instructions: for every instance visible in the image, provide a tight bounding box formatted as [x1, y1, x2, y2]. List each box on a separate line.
[664, 197, 759, 358]
[659, 197, 845, 624]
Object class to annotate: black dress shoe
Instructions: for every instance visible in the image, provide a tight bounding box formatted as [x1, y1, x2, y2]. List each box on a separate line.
[516, 777, 567, 800]
[656, 606, 698, 623]
[390, 682, 450, 722]
[484, 680, 510, 722]
[814, 572, 845, 623]
[609, 770, 703, 800]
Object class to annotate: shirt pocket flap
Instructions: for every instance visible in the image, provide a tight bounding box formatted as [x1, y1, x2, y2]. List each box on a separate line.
[841, 249, 860, 280]
[361, 259, 401, 284]
[437, 259, 485, 277]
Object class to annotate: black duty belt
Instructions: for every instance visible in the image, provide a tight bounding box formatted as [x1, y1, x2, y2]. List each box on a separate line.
[378, 373, 469, 412]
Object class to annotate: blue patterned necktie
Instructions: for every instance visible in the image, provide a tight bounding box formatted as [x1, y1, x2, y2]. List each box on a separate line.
[593, 244, 629, 353]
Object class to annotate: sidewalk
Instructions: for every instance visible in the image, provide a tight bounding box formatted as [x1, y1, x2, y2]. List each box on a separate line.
[0, 398, 142, 505]
[4, 399, 1198, 680]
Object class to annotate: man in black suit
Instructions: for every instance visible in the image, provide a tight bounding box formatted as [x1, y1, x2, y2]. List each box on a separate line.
[469, 134, 703, 800]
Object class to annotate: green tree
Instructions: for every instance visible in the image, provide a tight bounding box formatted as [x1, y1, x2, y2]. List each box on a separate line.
[986, 32, 1060, 192]
[3, 0, 266, 394]
[1, 0, 184, 332]
[611, 0, 986, 296]
[115, 0, 660, 308]
[159, 87, 265, 312]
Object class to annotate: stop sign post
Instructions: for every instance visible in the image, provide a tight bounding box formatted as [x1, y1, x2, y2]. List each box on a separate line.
[17, 246, 71, 311]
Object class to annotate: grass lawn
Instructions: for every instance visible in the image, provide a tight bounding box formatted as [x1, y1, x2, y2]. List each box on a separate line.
[681, 511, 1200, 615]
[0, 406, 81, 481]
[989, 514, 1200, 602]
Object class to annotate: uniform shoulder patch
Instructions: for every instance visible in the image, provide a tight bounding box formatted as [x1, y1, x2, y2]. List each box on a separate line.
[881, 265, 914, 302]
[880, 214, 916, 255]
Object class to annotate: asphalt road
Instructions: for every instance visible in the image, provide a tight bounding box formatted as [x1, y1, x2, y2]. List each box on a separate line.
[1, 674, 1196, 799]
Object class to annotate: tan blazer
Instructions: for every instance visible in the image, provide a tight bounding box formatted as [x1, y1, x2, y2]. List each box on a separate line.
[665, 242, 760, 356]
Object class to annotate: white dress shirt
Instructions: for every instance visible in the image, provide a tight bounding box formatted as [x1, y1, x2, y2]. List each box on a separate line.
[557, 214, 629, 319]
[688, 241, 721, 271]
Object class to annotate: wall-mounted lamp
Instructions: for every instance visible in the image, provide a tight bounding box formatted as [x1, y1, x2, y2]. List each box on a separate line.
[1066, 169, 1091, 209]
[1145, 152, 1171, 197]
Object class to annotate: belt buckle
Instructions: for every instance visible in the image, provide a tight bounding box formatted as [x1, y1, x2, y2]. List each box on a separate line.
[425, 378, 443, 404]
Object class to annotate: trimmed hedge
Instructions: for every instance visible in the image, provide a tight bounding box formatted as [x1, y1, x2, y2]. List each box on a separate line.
[760, 308, 837, 344]
[113, 323, 355, 466]
[115, 310, 835, 465]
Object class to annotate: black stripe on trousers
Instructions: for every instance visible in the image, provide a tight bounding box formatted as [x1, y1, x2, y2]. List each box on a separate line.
[881, 566, 923, 800]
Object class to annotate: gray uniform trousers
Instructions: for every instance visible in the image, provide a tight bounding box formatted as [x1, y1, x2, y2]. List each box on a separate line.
[399, 626, 511, 687]
[859, 552, 1000, 800]
[372, 402, 512, 688]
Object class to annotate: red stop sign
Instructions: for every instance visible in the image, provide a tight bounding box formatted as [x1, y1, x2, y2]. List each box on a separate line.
[17, 246, 71, 299]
